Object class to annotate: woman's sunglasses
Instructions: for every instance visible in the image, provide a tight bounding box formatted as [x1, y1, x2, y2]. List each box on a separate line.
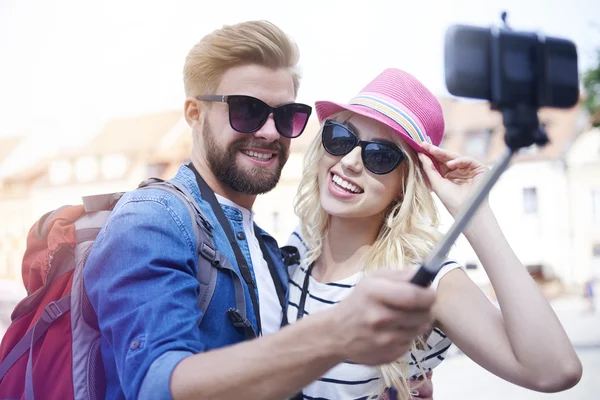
[322, 119, 406, 175]
[196, 95, 312, 138]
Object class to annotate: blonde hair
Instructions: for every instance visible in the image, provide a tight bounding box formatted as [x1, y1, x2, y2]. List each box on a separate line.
[294, 111, 441, 399]
[183, 20, 301, 97]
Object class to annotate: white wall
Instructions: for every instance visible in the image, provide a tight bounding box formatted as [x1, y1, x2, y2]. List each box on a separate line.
[441, 160, 573, 284]
[565, 129, 600, 284]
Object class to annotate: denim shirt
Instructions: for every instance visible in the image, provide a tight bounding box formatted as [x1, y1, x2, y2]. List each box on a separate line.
[83, 165, 289, 400]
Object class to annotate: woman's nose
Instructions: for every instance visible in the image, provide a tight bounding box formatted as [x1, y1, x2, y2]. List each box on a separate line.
[340, 146, 363, 173]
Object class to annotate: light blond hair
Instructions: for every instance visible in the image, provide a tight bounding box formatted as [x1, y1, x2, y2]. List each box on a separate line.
[294, 111, 442, 399]
[183, 20, 301, 97]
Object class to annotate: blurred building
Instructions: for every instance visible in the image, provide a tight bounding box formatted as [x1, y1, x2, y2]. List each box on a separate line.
[0, 136, 28, 279]
[565, 128, 600, 284]
[439, 99, 592, 293]
[0, 111, 183, 279]
[0, 101, 596, 298]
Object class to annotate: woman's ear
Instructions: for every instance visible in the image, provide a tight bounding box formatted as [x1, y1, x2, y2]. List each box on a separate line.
[394, 168, 408, 202]
[394, 192, 404, 203]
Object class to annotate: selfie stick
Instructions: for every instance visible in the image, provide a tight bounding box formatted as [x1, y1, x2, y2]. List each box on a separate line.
[410, 105, 549, 286]
[410, 12, 553, 286]
[410, 147, 510, 286]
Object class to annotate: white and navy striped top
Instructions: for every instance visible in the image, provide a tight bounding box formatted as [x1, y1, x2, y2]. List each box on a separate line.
[286, 227, 463, 400]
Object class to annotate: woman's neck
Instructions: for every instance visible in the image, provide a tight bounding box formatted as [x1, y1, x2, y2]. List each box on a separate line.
[314, 214, 383, 283]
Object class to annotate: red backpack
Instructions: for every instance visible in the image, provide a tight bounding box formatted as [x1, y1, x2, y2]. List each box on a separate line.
[0, 178, 245, 400]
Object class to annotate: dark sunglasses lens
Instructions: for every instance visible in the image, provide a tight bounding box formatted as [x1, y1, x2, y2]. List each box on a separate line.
[274, 104, 311, 138]
[322, 123, 357, 156]
[363, 143, 403, 174]
[228, 96, 269, 133]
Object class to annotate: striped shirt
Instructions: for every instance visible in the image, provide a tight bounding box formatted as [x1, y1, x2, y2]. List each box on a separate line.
[286, 228, 462, 400]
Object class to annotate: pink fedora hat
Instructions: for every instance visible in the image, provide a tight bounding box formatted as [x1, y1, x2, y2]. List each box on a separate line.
[315, 68, 445, 163]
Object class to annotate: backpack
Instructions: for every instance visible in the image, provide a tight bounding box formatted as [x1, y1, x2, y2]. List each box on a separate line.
[0, 177, 296, 400]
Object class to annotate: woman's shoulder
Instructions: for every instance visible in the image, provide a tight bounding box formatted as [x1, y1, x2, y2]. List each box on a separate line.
[431, 260, 465, 290]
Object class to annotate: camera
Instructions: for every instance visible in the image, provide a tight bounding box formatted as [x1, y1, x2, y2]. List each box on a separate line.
[444, 16, 579, 109]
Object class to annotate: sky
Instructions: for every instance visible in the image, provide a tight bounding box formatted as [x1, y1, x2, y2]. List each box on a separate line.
[0, 0, 599, 143]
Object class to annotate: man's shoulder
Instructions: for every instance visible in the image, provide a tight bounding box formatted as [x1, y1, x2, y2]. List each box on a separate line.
[114, 186, 192, 221]
[114, 164, 203, 219]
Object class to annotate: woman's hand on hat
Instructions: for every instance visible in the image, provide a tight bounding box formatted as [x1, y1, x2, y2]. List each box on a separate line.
[418, 143, 489, 216]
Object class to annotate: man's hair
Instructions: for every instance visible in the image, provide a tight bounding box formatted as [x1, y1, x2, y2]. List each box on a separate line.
[183, 20, 301, 97]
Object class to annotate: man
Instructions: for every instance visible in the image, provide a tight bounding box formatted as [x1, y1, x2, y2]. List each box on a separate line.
[84, 20, 435, 400]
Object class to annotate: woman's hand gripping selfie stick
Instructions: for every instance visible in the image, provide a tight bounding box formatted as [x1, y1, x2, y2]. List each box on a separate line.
[410, 105, 550, 287]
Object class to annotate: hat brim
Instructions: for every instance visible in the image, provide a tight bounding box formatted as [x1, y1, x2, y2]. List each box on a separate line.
[315, 100, 443, 173]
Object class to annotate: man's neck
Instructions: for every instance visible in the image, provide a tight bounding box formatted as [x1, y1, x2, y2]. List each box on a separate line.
[190, 157, 256, 210]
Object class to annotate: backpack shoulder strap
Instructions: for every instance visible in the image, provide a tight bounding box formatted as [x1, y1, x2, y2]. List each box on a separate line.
[77, 192, 126, 245]
[81, 192, 125, 213]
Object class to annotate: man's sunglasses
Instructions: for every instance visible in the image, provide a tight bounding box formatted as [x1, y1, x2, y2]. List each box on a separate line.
[322, 119, 406, 175]
[196, 95, 312, 138]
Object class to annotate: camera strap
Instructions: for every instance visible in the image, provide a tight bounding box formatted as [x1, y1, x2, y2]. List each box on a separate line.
[296, 263, 315, 321]
[187, 163, 287, 336]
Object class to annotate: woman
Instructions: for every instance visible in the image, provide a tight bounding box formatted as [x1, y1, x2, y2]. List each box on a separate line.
[286, 68, 582, 399]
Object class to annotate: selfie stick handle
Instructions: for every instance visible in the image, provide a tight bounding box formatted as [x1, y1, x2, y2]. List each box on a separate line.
[410, 149, 514, 286]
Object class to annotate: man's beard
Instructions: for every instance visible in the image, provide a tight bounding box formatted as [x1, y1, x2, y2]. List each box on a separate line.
[202, 122, 289, 195]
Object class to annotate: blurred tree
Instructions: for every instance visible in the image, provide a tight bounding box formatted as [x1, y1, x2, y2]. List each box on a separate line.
[582, 49, 600, 127]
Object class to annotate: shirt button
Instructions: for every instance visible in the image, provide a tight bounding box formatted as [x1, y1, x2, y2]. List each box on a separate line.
[130, 340, 140, 350]
[237, 232, 246, 240]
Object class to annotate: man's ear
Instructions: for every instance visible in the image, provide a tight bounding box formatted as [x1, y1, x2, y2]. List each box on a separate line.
[184, 97, 202, 128]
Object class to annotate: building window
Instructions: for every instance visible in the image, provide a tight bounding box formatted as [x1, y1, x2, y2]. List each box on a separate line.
[523, 187, 538, 215]
[592, 243, 600, 258]
[48, 159, 72, 185]
[101, 154, 129, 180]
[592, 189, 600, 221]
[75, 156, 100, 183]
[463, 129, 493, 158]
